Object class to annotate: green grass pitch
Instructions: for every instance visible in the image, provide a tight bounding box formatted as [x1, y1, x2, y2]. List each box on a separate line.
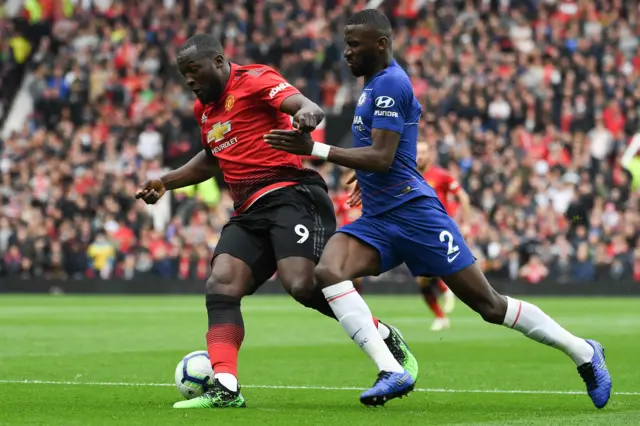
[0, 295, 638, 425]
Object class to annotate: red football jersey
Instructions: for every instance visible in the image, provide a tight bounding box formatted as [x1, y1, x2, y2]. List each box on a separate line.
[194, 63, 323, 212]
[333, 192, 362, 227]
[423, 166, 460, 216]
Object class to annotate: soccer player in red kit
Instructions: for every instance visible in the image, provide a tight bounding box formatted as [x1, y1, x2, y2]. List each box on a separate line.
[416, 140, 471, 331]
[135, 34, 416, 409]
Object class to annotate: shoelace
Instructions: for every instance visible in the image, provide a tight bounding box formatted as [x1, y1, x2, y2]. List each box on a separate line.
[577, 363, 597, 391]
[373, 371, 393, 386]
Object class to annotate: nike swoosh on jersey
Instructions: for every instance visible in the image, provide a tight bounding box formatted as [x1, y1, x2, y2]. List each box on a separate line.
[447, 253, 460, 263]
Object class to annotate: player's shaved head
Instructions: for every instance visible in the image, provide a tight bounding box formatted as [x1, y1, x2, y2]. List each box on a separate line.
[346, 9, 393, 39]
[178, 34, 224, 59]
[343, 9, 394, 79]
[176, 34, 229, 105]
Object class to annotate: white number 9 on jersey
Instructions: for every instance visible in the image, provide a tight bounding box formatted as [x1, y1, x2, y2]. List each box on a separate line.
[295, 224, 309, 244]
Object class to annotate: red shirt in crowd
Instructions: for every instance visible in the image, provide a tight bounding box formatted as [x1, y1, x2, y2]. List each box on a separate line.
[603, 104, 625, 137]
[423, 166, 460, 216]
[333, 192, 362, 227]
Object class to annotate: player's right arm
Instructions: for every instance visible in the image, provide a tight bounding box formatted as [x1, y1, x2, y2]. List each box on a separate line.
[265, 74, 406, 172]
[135, 151, 216, 204]
[444, 173, 472, 223]
[136, 101, 216, 205]
[328, 74, 410, 172]
[324, 129, 400, 173]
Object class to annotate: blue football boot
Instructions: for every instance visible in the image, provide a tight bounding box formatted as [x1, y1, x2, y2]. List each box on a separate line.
[359, 370, 415, 406]
[577, 340, 612, 409]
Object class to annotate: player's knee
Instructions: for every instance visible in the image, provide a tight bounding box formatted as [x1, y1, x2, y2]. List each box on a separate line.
[313, 263, 343, 288]
[205, 267, 244, 298]
[476, 293, 508, 324]
[417, 278, 434, 295]
[278, 258, 316, 304]
[284, 277, 315, 306]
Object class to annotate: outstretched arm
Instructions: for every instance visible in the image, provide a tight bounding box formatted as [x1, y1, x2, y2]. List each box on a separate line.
[159, 150, 216, 190]
[135, 150, 216, 204]
[264, 128, 399, 173]
[324, 129, 399, 172]
[267, 73, 407, 172]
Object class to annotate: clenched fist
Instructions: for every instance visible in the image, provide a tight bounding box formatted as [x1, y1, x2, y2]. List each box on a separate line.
[292, 110, 319, 133]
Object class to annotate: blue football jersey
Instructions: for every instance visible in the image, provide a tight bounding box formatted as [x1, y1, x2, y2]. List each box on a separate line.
[352, 60, 436, 216]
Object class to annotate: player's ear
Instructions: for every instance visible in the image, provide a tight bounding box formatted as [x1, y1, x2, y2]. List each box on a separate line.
[378, 36, 389, 52]
[213, 54, 225, 70]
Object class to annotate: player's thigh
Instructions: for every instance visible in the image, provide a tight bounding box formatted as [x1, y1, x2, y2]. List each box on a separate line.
[212, 223, 277, 296]
[268, 185, 337, 296]
[315, 216, 400, 286]
[269, 185, 336, 268]
[396, 197, 475, 279]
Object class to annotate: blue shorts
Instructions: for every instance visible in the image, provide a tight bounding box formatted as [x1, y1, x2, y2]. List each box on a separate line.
[338, 196, 475, 277]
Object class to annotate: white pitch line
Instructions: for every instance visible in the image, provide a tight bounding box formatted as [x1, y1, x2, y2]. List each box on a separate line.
[0, 379, 638, 396]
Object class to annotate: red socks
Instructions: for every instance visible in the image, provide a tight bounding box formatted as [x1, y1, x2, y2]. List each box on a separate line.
[206, 324, 244, 376]
[205, 295, 245, 377]
[436, 279, 449, 293]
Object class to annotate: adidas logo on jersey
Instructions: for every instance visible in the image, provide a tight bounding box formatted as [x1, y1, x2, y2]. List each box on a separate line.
[269, 82, 291, 99]
[201, 113, 207, 123]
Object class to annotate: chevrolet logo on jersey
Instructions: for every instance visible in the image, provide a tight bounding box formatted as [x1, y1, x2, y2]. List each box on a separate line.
[207, 121, 231, 143]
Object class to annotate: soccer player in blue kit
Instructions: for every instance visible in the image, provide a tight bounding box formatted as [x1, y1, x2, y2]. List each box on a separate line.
[265, 9, 612, 409]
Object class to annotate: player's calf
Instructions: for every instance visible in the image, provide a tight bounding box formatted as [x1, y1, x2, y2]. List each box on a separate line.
[203, 255, 253, 395]
[314, 234, 416, 393]
[443, 263, 611, 408]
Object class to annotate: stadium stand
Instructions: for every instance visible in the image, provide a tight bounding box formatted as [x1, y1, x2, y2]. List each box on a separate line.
[0, 0, 638, 283]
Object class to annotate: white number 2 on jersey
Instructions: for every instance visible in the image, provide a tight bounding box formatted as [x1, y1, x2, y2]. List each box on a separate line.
[295, 224, 309, 244]
[439, 230, 459, 255]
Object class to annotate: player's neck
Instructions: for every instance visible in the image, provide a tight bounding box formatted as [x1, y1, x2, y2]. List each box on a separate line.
[214, 62, 232, 103]
[364, 53, 393, 83]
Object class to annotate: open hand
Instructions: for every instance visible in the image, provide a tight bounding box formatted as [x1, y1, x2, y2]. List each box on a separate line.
[135, 179, 166, 204]
[264, 129, 314, 156]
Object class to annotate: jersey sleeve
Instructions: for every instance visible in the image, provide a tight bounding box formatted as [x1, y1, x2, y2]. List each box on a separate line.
[371, 75, 409, 134]
[251, 67, 301, 110]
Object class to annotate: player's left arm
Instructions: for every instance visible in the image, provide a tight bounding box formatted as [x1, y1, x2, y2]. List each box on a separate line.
[280, 94, 325, 132]
[448, 177, 472, 223]
[255, 67, 324, 132]
[265, 76, 406, 172]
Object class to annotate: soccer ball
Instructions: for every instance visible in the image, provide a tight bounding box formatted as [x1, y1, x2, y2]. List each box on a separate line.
[174, 350, 214, 399]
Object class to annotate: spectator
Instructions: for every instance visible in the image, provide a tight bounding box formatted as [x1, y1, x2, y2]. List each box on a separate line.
[87, 233, 115, 280]
[0, 0, 638, 286]
[519, 255, 549, 284]
[572, 243, 596, 282]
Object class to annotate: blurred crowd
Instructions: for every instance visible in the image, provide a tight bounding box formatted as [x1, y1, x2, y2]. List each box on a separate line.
[0, 0, 639, 283]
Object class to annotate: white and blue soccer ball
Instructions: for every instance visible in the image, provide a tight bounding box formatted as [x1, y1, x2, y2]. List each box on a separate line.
[174, 350, 214, 400]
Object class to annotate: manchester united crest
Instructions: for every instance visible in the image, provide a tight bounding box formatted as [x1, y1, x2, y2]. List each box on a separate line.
[225, 94, 235, 112]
